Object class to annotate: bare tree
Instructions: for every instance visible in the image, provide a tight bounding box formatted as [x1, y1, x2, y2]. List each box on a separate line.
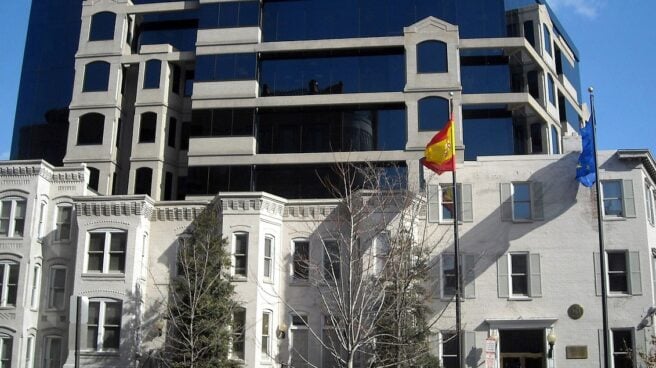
[288, 161, 449, 368]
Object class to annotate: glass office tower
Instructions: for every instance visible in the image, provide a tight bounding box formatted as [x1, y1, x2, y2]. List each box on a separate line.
[13, 0, 584, 199]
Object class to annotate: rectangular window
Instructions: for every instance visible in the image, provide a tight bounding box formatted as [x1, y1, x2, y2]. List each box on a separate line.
[428, 183, 474, 223]
[440, 185, 455, 220]
[0, 262, 19, 307]
[26, 336, 34, 368]
[512, 183, 531, 220]
[171, 64, 181, 94]
[645, 184, 655, 225]
[232, 308, 246, 360]
[607, 251, 629, 293]
[602, 180, 624, 216]
[510, 253, 529, 296]
[44, 336, 62, 368]
[290, 314, 309, 367]
[261, 311, 271, 359]
[86, 232, 127, 274]
[234, 233, 248, 277]
[55, 206, 73, 241]
[37, 202, 46, 239]
[48, 267, 67, 309]
[0, 337, 12, 367]
[167, 117, 177, 148]
[263, 237, 273, 281]
[293, 241, 310, 280]
[441, 332, 459, 368]
[143, 59, 161, 89]
[196, 54, 257, 82]
[86, 301, 122, 351]
[323, 240, 340, 280]
[543, 24, 552, 56]
[441, 254, 457, 298]
[0, 199, 26, 237]
[547, 75, 556, 106]
[30, 265, 40, 309]
[612, 330, 633, 368]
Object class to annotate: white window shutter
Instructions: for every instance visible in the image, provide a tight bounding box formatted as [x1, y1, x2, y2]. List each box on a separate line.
[629, 251, 642, 295]
[462, 254, 476, 299]
[531, 181, 544, 220]
[428, 184, 439, 223]
[459, 183, 473, 222]
[593, 252, 602, 296]
[622, 179, 636, 218]
[528, 253, 542, 297]
[497, 255, 509, 298]
[500, 183, 512, 221]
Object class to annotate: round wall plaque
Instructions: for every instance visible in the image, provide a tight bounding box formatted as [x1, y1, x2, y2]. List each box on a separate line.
[568, 304, 584, 320]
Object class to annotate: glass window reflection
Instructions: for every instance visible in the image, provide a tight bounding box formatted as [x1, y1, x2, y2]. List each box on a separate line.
[196, 54, 257, 81]
[83, 61, 111, 92]
[417, 41, 447, 73]
[418, 97, 449, 131]
[89, 12, 116, 41]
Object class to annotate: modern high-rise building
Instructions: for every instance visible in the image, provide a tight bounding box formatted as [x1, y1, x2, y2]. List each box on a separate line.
[2, 0, 655, 367]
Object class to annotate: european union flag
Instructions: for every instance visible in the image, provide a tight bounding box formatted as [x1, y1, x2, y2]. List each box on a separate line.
[576, 119, 596, 187]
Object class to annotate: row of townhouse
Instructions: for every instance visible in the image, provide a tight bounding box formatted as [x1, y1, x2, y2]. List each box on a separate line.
[0, 148, 655, 367]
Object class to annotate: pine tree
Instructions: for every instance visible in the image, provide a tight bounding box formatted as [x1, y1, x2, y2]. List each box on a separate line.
[163, 203, 240, 368]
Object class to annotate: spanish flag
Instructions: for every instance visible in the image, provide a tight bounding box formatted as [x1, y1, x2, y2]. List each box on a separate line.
[421, 117, 455, 175]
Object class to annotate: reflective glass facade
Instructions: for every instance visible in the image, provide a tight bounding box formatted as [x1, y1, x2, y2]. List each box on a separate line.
[461, 50, 512, 94]
[136, 11, 198, 52]
[262, 0, 506, 41]
[462, 107, 515, 160]
[259, 50, 405, 96]
[12, 0, 81, 164]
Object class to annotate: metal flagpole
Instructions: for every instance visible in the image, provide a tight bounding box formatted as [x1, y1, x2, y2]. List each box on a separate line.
[589, 87, 611, 368]
[449, 95, 463, 368]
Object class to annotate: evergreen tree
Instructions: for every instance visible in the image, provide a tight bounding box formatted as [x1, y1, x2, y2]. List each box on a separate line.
[163, 203, 240, 368]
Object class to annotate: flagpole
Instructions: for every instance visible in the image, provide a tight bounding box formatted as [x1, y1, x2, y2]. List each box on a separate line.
[449, 95, 463, 368]
[589, 87, 611, 368]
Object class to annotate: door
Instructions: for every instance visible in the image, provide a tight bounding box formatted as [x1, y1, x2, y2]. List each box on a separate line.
[499, 329, 546, 368]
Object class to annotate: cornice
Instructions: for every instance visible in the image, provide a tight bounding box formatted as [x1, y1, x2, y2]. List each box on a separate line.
[74, 196, 154, 219]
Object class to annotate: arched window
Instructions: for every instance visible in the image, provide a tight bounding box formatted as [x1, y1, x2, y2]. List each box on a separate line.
[0, 261, 19, 307]
[44, 335, 63, 368]
[139, 112, 157, 143]
[83, 61, 111, 92]
[77, 113, 104, 145]
[89, 12, 116, 41]
[87, 167, 100, 191]
[0, 333, 13, 366]
[232, 307, 246, 360]
[135, 168, 153, 196]
[86, 299, 122, 351]
[143, 59, 162, 89]
[417, 41, 447, 73]
[418, 97, 449, 131]
[0, 198, 26, 238]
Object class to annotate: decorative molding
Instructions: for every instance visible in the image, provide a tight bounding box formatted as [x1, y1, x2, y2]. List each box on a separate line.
[0, 165, 42, 177]
[1, 180, 31, 186]
[57, 185, 79, 192]
[76, 199, 154, 219]
[51, 171, 85, 184]
[80, 289, 127, 297]
[152, 206, 205, 222]
[0, 312, 16, 321]
[84, 219, 131, 227]
[0, 243, 22, 250]
[283, 204, 337, 219]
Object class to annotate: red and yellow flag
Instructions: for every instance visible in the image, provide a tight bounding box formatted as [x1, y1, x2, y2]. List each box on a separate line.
[421, 117, 455, 175]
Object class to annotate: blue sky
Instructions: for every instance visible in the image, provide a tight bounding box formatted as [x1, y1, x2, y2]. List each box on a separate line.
[0, 0, 654, 160]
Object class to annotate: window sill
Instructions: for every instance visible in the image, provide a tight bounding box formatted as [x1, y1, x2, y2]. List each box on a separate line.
[263, 279, 274, 285]
[603, 217, 627, 222]
[289, 279, 310, 286]
[511, 219, 534, 224]
[0, 236, 24, 241]
[608, 293, 631, 298]
[231, 276, 248, 282]
[508, 296, 532, 301]
[81, 273, 125, 280]
[0, 306, 16, 310]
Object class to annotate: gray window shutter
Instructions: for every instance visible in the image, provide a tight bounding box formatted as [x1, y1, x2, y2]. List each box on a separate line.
[598, 329, 605, 367]
[462, 254, 476, 299]
[497, 255, 509, 298]
[458, 184, 474, 222]
[500, 183, 512, 221]
[462, 331, 477, 368]
[593, 252, 602, 296]
[622, 179, 636, 218]
[531, 181, 544, 220]
[428, 184, 439, 223]
[629, 251, 642, 295]
[636, 327, 647, 360]
[528, 253, 542, 297]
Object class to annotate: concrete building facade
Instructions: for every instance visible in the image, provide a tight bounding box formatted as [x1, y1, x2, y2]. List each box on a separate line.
[3, 0, 655, 367]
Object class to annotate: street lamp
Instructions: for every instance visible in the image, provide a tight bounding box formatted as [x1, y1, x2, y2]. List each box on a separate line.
[547, 331, 557, 358]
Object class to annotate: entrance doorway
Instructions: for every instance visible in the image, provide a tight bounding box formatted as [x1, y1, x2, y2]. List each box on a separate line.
[499, 329, 546, 368]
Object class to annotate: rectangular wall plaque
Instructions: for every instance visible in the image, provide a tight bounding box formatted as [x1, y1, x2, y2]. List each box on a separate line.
[566, 345, 588, 359]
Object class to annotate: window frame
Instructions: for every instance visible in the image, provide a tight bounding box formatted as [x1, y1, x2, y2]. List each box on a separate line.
[138, 112, 157, 143]
[143, 59, 162, 89]
[439, 331, 459, 368]
[439, 184, 456, 222]
[323, 239, 340, 281]
[43, 335, 63, 368]
[231, 307, 246, 361]
[543, 24, 552, 56]
[0, 261, 19, 307]
[0, 334, 12, 367]
[0, 198, 27, 238]
[89, 12, 116, 41]
[30, 264, 40, 310]
[55, 205, 73, 242]
[47, 266, 67, 310]
[440, 253, 457, 299]
[508, 253, 529, 297]
[86, 299, 122, 352]
[601, 180, 624, 217]
[233, 233, 249, 278]
[416, 40, 448, 74]
[82, 61, 111, 92]
[645, 183, 655, 226]
[85, 230, 127, 274]
[26, 335, 35, 368]
[289, 312, 309, 367]
[291, 239, 310, 281]
[606, 251, 629, 294]
[611, 329, 634, 368]
[511, 182, 532, 222]
[263, 236, 274, 282]
[261, 310, 272, 360]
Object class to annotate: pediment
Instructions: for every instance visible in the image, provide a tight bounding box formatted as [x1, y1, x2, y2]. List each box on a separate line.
[405, 16, 459, 34]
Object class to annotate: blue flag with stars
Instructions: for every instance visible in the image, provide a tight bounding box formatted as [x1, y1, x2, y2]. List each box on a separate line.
[576, 119, 596, 187]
